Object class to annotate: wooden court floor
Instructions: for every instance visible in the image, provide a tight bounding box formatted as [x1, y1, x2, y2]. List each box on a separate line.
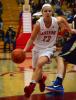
[0, 52, 76, 100]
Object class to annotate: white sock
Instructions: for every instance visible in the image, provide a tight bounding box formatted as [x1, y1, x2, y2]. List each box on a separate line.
[56, 74, 63, 78]
[31, 80, 36, 83]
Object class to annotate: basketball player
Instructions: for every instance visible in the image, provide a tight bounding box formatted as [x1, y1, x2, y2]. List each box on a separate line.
[23, 3, 76, 97]
[45, 33, 76, 92]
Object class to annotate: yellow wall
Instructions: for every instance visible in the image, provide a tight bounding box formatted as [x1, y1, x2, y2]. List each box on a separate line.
[33, 0, 39, 4]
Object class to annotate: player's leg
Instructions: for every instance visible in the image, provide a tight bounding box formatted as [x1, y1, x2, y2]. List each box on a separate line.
[24, 56, 48, 97]
[45, 56, 66, 92]
[45, 49, 76, 92]
[45, 35, 76, 92]
[49, 47, 76, 91]
[37, 49, 55, 92]
[24, 48, 50, 97]
[46, 47, 76, 92]
[24, 46, 56, 97]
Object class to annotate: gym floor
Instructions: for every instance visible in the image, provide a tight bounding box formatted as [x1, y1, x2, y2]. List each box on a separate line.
[0, 52, 76, 100]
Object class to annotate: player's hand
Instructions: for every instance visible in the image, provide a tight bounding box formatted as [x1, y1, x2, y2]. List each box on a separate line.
[72, 29, 76, 34]
[23, 49, 26, 54]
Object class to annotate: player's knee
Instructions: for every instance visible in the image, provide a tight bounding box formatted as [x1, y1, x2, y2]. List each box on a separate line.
[37, 61, 44, 68]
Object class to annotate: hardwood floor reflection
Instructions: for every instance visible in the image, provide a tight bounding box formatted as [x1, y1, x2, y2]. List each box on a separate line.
[0, 92, 76, 100]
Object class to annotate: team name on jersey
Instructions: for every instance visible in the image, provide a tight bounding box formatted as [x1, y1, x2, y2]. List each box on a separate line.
[41, 31, 56, 35]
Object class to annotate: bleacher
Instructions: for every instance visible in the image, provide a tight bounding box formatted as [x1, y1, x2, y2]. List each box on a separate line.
[2, 0, 22, 31]
[0, 0, 22, 52]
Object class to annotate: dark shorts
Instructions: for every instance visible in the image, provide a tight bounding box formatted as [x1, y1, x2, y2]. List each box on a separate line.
[59, 34, 76, 64]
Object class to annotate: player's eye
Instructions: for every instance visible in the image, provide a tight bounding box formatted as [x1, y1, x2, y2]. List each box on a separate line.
[44, 10, 52, 12]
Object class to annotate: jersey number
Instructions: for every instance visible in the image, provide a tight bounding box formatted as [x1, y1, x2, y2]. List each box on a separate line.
[42, 36, 51, 42]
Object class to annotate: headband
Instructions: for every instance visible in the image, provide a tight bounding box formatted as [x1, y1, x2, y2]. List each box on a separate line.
[42, 4, 51, 10]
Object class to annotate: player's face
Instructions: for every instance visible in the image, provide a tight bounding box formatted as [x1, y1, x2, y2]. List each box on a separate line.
[42, 6, 52, 19]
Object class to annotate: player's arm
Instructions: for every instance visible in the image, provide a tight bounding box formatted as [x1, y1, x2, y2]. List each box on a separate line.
[24, 21, 40, 52]
[57, 16, 76, 33]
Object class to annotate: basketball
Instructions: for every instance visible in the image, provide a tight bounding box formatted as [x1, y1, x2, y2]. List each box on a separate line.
[11, 49, 26, 64]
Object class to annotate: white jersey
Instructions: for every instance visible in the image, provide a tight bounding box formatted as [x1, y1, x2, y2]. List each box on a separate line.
[34, 17, 59, 49]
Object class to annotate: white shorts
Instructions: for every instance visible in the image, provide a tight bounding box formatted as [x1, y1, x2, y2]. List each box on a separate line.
[32, 46, 56, 68]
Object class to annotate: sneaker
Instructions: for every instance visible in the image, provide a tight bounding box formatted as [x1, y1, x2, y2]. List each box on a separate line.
[24, 83, 36, 97]
[45, 85, 64, 92]
[38, 75, 47, 92]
